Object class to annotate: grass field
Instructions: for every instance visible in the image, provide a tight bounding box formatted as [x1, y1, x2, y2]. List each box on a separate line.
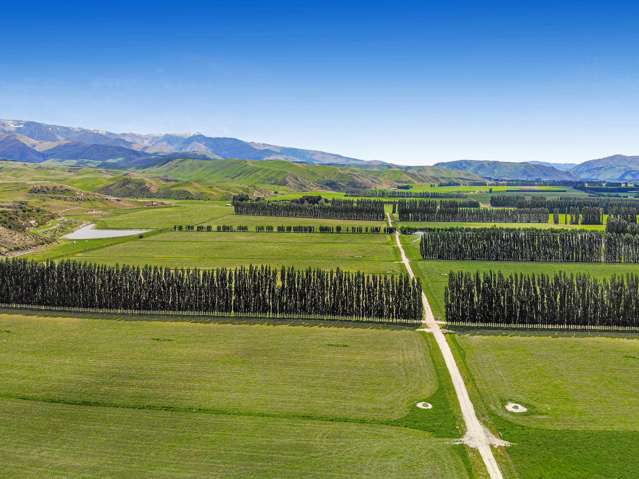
[39, 231, 402, 273]
[400, 234, 639, 320]
[398, 220, 605, 231]
[0, 312, 475, 478]
[96, 200, 387, 230]
[96, 201, 232, 229]
[451, 330, 639, 478]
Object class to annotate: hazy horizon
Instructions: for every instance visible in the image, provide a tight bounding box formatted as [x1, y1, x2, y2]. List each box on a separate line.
[2, 0, 638, 166]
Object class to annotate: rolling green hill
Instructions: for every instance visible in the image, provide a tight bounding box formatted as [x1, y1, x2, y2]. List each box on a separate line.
[145, 158, 482, 193]
[0, 157, 483, 203]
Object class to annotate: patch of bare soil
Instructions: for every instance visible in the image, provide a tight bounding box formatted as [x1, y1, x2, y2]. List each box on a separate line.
[0, 225, 43, 256]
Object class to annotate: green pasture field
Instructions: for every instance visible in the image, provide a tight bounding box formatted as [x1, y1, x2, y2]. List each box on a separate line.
[209, 214, 387, 228]
[27, 235, 152, 262]
[400, 234, 639, 320]
[450, 331, 639, 478]
[398, 213, 609, 230]
[36, 231, 403, 274]
[97, 200, 387, 229]
[96, 200, 232, 229]
[0, 312, 476, 478]
[398, 219, 605, 231]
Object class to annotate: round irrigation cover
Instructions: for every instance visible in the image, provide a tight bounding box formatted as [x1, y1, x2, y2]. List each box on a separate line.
[505, 402, 528, 413]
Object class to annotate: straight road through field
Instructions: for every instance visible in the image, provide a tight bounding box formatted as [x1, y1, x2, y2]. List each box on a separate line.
[387, 214, 504, 479]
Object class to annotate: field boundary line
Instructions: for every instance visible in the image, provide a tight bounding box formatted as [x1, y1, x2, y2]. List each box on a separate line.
[0, 304, 420, 326]
[0, 393, 434, 432]
[387, 213, 505, 479]
[447, 321, 639, 332]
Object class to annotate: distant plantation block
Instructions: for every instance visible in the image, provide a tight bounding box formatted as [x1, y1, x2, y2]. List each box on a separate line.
[233, 196, 386, 221]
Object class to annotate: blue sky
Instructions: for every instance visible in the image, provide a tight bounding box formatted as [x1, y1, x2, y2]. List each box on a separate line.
[1, 0, 638, 165]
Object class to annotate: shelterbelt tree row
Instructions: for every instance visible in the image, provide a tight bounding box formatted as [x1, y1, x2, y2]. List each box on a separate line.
[233, 196, 386, 221]
[0, 259, 423, 323]
[418, 227, 639, 263]
[445, 271, 639, 328]
[396, 200, 548, 222]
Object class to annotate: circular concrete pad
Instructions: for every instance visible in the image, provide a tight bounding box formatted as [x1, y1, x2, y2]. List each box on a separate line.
[416, 401, 433, 410]
[505, 402, 528, 413]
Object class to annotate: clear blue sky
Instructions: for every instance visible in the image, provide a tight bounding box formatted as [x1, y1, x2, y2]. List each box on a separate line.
[1, 0, 638, 165]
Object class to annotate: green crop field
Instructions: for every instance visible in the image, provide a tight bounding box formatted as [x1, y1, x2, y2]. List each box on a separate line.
[212, 213, 387, 228]
[398, 220, 604, 231]
[96, 201, 233, 229]
[450, 331, 639, 478]
[400, 234, 639, 320]
[0, 312, 476, 478]
[96, 200, 386, 230]
[37, 231, 402, 273]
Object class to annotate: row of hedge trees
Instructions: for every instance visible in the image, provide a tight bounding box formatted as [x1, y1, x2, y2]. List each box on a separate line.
[606, 216, 639, 234]
[175, 225, 251, 232]
[445, 271, 639, 328]
[394, 199, 480, 217]
[397, 200, 548, 223]
[346, 190, 467, 199]
[173, 225, 396, 234]
[0, 259, 422, 323]
[233, 198, 385, 221]
[417, 227, 639, 263]
[490, 195, 639, 214]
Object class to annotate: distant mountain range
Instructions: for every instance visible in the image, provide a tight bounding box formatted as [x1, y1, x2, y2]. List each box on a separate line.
[434, 160, 577, 181]
[570, 155, 639, 181]
[2, 119, 639, 183]
[0, 119, 375, 168]
[528, 161, 578, 172]
[435, 156, 639, 182]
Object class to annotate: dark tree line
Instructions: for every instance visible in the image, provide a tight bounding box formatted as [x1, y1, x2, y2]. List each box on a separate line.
[491, 196, 615, 224]
[233, 199, 385, 221]
[604, 234, 639, 262]
[606, 216, 639, 234]
[253, 225, 396, 234]
[419, 228, 604, 262]
[445, 271, 639, 328]
[395, 199, 480, 214]
[397, 200, 548, 222]
[491, 195, 639, 215]
[346, 190, 467, 199]
[175, 225, 250, 232]
[0, 259, 422, 322]
[173, 225, 396, 234]
[418, 227, 639, 263]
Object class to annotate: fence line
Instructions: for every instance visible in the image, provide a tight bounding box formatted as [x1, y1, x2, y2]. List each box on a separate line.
[0, 303, 422, 326]
[446, 320, 639, 332]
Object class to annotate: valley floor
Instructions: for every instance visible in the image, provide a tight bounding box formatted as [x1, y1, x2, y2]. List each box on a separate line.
[0, 312, 479, 478]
